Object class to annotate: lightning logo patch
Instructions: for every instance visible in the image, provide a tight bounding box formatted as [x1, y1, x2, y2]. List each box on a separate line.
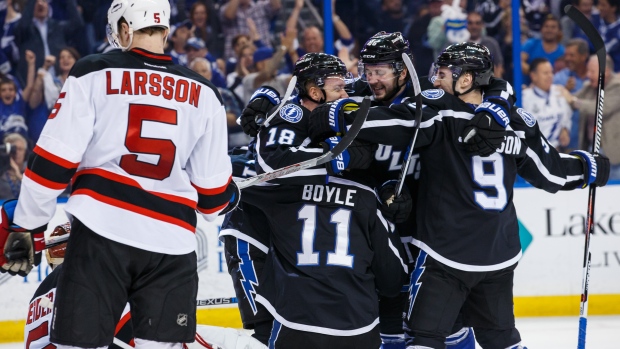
[237, 240, 260, 314]
[407, 250, 428, 320]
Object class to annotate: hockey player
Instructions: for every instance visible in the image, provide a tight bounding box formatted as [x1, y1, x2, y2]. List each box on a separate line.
[308, 42, 610, 349]
[223, 52, 376, 346]
[0, 0, 238, 348]
[247, 52, 408, 348]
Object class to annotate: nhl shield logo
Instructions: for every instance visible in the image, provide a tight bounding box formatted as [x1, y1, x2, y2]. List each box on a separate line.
[279, 104, 303, 123]
[177, 313, 188, 326]
[421, 89, 445, 100]
[516, 108, 536, 127]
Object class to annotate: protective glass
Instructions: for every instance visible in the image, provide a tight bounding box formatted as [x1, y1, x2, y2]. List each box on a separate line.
[319, 74, 354, 94]
[428, 63, 463, 83]
[358, 63, 399, 82]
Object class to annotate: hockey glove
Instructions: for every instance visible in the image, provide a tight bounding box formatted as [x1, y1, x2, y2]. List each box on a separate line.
[570, 151, 610, 188]
[308, 98, 359, 143]
[320, 137, 376, 175]
[219, 181, 241, 216]
[461, 99, 510, 156]
[239, 86, 281, 136]
[377, 180, 413, 223]
[0, 200, 46, 277]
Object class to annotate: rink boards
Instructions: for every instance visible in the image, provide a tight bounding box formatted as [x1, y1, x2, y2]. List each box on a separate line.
[1, 184, 619, 342]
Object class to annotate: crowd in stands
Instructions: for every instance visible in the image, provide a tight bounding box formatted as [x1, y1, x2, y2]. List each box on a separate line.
[0, 0, 619, 201]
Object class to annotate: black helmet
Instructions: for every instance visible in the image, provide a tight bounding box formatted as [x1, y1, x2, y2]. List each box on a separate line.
[294, 53, 350, 98]
[359, 31, 411, 65]
[431, 42, 494, 87]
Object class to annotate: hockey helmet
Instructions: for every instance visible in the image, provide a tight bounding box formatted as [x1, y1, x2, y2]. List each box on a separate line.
[45, 223, 71, 270]
[430, 42, 493, 87]
[294, 53, 352, 98]
[358, 31, 412, 81]
[107, 0, 171, 50]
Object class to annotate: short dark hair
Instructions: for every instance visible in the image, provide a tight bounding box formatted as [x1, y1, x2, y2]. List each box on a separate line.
[543, 14, 561, 29]
[232, 34, 250, 48]
[530, 57, 550, 73]
[566, 38, 589, 55]
[0, 79, 16, 89]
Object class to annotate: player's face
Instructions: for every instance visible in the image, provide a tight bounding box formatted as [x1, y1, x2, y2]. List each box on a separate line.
[321, 76, 349, 101]
[363, 63, 401, 101]
[432, 66, 455, 94]
[530, 61, 554, 91]
[0, 84, 16, 105]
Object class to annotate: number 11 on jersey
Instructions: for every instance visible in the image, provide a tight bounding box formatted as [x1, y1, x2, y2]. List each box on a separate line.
[297, 204, 354, 268]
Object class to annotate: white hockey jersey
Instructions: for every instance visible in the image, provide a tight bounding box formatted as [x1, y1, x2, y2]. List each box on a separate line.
[522, 85, 573, 148]
[14, 48, 234, 255]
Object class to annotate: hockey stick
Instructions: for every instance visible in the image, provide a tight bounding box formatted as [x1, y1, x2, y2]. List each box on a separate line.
[393, 53, 423, 198]
[565, 5, 606, 349]
[197, 297, 238, 306]
[235, 96, 371, 190]
[255, 75, 298, 128]
[45, 234, 69, 249]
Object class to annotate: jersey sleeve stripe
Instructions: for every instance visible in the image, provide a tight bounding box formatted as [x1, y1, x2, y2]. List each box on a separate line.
[192, 176, 232, 195]
[78, 168, 197, 208]
[195, 181, 237, 214]
[72, 172, 197, 232]
[24, 168, 68, 190]
[32, 146, 79, 169]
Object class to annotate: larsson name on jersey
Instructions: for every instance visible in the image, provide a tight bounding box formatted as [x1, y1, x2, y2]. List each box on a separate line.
[27, 291, 54, 325]
[106, 71, 201, 108]
[302, 184, 357, 207]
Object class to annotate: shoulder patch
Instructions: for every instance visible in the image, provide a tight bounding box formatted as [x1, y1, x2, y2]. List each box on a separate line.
[516, 108, 536, 127]
[279, 104, 303, 123]
[421, 89, 445, 100]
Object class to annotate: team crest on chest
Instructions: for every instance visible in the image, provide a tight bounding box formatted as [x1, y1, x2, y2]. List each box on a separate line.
[421, 89, 444, 100]
[279, 104, 303, 123]
[517, 108, 536, 127]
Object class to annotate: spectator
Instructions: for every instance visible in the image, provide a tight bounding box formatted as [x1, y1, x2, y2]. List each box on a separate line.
[285, 0, 354, 70]
[14, 0, 84, 85]
[561, 0, 598, 45]
[522, 0, 551, 38]
[225, 21, 266, 75]
[562, 54, 620, 178]
[190, 1, 224, 59]
[0, 0, 22, 75]
[220, 0, 282, 60]
[0, 132, 27, 200]
[0, 79, 28, 140]
[522, 58, 572, 149]
[521, 15, 564, 76]
[168, 20, 193, 66]
[242, 32, 293, 103]
[376, 0, 411, 34]
[475, 0, 505, 40]
[36, 47, 80, 112]
[594, 0, 620, 72]
[185, 37, 227, 88]
[406, 0, 443, 77]
[227, 44, 255, 103]
[467, 11, 504, 78]
[23, 50, 54, 143]
[190, 57, 248, 149]
[427, 0, 468, 57]
[554, 38, 589, 148]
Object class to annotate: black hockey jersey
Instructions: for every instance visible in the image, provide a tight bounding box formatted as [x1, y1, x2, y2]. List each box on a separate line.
[348, 89, 586, 271]
[254, 179, 408, 335]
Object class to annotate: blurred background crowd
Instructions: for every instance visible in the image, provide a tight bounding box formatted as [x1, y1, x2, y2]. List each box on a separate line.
[0, 0, 618, 201]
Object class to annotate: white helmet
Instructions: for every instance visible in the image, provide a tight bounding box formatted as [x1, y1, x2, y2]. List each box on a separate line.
[107, 0, 171, 50]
